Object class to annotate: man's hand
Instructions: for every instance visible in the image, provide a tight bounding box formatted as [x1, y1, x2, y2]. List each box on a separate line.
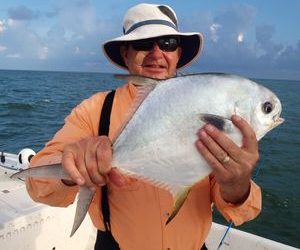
[196, 115, 259, 204]
[61, 136, 125, 190]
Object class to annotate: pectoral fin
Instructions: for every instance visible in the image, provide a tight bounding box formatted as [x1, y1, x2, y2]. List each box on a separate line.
[199, 113, 244, 146]
[198, 113, 233, 133]
[166, 186, 192, 225]
[70, 186, 95, 237]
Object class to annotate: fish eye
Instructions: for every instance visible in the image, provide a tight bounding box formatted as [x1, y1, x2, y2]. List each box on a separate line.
[262, 101, 273, 114]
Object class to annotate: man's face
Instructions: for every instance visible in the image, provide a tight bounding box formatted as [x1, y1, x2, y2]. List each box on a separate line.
[120, 36, 182, 79]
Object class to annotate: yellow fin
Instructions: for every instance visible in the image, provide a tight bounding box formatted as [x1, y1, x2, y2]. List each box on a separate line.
[166, 186, 192, 225]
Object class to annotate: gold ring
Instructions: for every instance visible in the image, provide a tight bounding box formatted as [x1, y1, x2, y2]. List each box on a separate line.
[221, 155, 230, 164]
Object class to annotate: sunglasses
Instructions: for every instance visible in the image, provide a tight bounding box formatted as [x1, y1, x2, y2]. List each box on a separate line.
[130, 36, 180, 52]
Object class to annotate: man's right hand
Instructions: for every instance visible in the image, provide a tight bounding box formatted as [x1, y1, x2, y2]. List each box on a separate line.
[61, 136, 125, 190]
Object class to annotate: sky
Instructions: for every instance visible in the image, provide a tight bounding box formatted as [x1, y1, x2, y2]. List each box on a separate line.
[0, 0, 299, 80]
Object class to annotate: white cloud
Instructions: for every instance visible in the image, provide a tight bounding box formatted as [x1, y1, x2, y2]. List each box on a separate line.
[0, 1, 123, 72]
[0, 45, 7, 52]
[0, 20, 6, 32]
[55, 1, 98, 36]
[6, 53, 22, 58]
[237, 32, 244, 43]
[182, 4, 300, 79]
[74, 46, 80, 54]
[210, 23, 222, 42]
[276, 46, 285, 57]
[1, 2, 298, 79]
[38, 46, 49, 60]
[7, 18, 17, 28]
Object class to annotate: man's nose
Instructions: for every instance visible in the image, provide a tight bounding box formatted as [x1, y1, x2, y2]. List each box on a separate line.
[148, 43, 163, 58]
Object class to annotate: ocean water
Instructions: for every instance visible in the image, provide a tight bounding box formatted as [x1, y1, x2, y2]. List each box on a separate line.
[0, 69, 299, 248]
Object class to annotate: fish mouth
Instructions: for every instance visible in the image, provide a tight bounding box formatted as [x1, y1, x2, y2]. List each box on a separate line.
[274, 117, 285, 127]
[256, 117, 284, 141]
[269, 116, 285, 132]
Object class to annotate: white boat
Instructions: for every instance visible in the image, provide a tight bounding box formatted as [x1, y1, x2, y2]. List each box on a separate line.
[0, 150, 298, 250]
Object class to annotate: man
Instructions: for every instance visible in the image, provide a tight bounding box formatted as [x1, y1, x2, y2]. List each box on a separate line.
[27, 3, 261, 250]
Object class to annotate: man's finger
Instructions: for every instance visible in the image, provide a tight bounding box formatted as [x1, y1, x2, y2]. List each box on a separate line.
[198, 129, 237, 165]
[62, 151, 85, 185]
[96, 136, 113, 175]
[75, 151, 95, 188]
[195, 139, 226, 176]
[85, 138, 107, 185]
[202, 124, 242, 162]
[231, 115, 258, 153]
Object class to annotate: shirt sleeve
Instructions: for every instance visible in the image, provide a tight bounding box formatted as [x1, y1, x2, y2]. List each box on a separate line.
[26, 92, 106, 207]
[211, 175, 262, 226]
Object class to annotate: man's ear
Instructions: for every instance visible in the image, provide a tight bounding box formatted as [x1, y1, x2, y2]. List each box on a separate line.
[120, 45, 128, 67]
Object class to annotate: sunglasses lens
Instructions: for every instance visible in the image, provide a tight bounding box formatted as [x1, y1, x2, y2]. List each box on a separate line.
[158, 38, 179, 52]
[130, 37, 179, 52]
[131, 40, 154, 51]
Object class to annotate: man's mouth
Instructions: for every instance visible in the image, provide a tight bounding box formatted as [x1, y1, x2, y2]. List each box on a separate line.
[143, 64, 166, 69]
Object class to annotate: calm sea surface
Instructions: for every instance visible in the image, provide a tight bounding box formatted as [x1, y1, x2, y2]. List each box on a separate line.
[0, 69, 299, 248]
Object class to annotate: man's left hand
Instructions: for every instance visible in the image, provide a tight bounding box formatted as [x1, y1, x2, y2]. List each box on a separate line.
[196, 115, 259, 204]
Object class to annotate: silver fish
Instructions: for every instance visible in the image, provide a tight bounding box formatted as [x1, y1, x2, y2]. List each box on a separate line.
[112, 73, 284, 222]
[11, 73, 284, 236]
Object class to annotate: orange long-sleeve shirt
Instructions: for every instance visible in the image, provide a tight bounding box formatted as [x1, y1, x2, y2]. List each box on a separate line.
[26, 82, 261, 250]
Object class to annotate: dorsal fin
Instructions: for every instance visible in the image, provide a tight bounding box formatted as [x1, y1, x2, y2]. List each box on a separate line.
[114, 74, 160, 87]
[111, 75, 161, 144]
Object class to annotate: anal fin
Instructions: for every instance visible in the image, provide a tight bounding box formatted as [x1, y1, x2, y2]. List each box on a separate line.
[166, 187, 192, 225]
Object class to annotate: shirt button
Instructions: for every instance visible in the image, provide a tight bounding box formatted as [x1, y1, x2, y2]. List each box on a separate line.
[164, 212, 170, 217]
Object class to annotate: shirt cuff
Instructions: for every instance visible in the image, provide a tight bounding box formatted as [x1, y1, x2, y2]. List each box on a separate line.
[213, 180, 262, 226]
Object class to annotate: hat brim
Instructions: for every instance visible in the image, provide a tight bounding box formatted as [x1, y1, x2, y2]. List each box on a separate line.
[102, 26, 203, 70]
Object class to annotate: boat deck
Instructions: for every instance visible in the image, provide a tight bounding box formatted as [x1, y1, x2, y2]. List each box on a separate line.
[0, 164, 298, 250]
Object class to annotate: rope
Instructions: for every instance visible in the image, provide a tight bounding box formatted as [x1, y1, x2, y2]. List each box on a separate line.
[216, 164, 262, 250]
[216, 222, 233, 250]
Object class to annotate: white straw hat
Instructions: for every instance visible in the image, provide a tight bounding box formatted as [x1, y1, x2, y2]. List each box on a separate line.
[102, 3, 204, 69]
